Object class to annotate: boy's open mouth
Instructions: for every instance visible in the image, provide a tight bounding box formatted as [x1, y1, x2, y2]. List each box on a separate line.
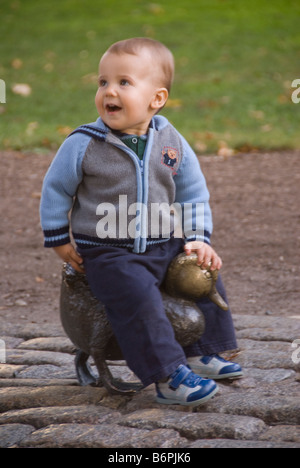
[106, 104, 122, 113]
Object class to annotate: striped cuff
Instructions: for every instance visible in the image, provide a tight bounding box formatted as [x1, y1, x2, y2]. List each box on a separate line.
[43, 226, 70, 248]
[184, 230, 211, 245]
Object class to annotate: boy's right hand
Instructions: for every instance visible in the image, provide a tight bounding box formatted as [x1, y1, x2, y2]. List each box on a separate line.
[53, 244, 85, 273]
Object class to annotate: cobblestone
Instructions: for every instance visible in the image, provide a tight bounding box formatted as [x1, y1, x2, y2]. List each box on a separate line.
[0, 314, 299, 448]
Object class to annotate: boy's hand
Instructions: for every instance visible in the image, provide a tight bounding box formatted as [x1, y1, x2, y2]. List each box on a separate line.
[53, 244, 85, 273]
[184, 241, 222, 271]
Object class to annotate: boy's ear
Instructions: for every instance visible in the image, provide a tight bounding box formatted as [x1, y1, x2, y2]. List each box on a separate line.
[150, 88, 169, 110]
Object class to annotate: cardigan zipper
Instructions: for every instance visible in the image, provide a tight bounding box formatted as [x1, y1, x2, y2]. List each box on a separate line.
[109, 143, 145, 253]
[106, 127, 154, 253]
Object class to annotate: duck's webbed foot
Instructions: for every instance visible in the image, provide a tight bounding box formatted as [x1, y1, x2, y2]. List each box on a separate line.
[75, 349, 98, 386]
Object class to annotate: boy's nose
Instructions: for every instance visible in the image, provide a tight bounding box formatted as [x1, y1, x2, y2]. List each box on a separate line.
[105, 84, 118, 97]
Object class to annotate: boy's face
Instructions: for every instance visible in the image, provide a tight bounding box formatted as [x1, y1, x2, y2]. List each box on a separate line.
[95, 51, 168, 135]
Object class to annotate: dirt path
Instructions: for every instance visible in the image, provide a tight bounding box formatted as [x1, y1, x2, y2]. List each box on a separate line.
[0, 149, 299, 327]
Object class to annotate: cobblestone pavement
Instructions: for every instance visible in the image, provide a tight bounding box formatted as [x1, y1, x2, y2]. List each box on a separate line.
[0, 313, 299, 448]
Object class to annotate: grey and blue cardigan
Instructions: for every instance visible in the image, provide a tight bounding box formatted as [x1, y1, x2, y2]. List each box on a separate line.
[40, 115, 213, 253]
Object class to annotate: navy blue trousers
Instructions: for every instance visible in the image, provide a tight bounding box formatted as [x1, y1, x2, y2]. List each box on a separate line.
[79, 238, 237, 387]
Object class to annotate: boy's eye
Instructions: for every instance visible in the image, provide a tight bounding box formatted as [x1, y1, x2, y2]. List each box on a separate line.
[120, 79, 130, 86]
[99, 79, 107, 87]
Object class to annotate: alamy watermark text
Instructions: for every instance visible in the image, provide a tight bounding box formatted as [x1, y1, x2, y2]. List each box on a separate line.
[95, 197, 205, 240]
[0, 339, 5, 363]
[291, 79, 300, 104]
[291, 339, 300, 364]
[0, 79, 6, 103]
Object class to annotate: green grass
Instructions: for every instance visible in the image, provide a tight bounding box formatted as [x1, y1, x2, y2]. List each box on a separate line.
[1, 0, 300, 153]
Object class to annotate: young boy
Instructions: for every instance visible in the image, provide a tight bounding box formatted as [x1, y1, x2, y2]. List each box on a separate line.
[40, 38, 242, 406]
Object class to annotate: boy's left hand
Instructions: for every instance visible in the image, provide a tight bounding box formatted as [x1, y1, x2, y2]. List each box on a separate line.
[184, 241, 222, 271]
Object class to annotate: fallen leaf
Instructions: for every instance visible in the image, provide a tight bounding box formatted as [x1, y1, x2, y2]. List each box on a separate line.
[277, 94, 289, 104]
[31, 191, 41, 199]
[44, 63, 54, 72]
[204, 131, 215, 141]
[57, 126, 73, 136]
[81, 73, 98, 84]
[249, 109, 265, 120]
[35, 276, 45, 283]
[198, 99, 219, 109]
[261, 124, 272, 132]
[217, 141, 234, 158]
[147, 3, 165, 15]
[194, 141, 207, 153]
[11, 58, 23, 69]
[15, 299, 28, 307]
[26, 121, 39, 136]
[165, 98, 182, 109]
[12, 83, 32, 96]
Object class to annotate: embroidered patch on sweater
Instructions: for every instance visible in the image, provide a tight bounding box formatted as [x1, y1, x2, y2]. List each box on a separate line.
[161, 146, 180, 175]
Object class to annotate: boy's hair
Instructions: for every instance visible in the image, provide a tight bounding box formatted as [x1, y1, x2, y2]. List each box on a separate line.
[105, 37, 175, 92]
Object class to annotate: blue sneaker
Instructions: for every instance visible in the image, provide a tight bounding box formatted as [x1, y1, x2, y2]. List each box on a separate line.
[187, 354, 243, 380]
[155, 364, 218, 407]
